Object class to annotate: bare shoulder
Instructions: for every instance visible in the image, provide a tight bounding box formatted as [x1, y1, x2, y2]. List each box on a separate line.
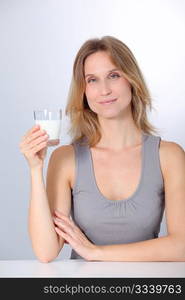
[159, 140, 185, 175]
[160, 140, 184, 158]
[48, 144, 75, 188]
[50, 144, 74, 162]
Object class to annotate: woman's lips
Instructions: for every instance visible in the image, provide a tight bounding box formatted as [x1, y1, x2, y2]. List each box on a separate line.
[99, 98, 117, 104]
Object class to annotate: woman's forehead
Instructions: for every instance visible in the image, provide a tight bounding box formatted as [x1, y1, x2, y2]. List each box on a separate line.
[84, 52, 119, 75]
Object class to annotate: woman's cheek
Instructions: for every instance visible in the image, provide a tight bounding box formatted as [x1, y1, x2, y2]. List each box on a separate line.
[87, 99, 98, 113]
[85, 89, 98, 112]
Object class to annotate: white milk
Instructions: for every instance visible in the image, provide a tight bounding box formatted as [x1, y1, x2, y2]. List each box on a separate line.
[35, 120, 61, 140]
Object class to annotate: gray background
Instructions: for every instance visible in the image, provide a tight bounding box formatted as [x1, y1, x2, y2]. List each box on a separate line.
[0, 0, 184, 260]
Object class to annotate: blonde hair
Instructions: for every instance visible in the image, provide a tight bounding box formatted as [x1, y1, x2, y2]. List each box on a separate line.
[65, 36, 158, 146]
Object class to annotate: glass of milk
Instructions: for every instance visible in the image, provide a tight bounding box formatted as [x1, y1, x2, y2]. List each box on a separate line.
[33, 109, 62, 146]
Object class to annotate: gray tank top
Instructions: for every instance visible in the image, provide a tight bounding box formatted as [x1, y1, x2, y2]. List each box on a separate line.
[70, 133, 165, 259]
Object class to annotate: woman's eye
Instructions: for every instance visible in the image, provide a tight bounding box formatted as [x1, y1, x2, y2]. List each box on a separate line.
[86, 74, 120, 83]
[109, 73, 120, 79]
[87, 78, 96, 83]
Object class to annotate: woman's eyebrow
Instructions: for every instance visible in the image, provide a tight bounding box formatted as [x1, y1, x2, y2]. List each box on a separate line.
[85, 68, 120, 78]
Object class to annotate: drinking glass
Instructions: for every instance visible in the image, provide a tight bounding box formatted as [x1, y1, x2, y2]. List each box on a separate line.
[33, 109, 62, 146]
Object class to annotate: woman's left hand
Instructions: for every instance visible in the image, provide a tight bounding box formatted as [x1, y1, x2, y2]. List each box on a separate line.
[53, 210, 98, 261]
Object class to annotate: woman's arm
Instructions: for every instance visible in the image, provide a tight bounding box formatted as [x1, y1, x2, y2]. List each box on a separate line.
[29, 166, 60, 262]
[92, 141, 185, 261]
[93, 235, 184, 262]
[29, 146, 72, 263]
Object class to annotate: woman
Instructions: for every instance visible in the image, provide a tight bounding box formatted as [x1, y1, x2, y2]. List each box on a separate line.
[19, 36, 185, 262]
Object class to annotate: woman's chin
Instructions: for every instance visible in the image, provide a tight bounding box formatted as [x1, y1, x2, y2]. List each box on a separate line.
[98, 109, 124, 120]
[98, 114, 120, 120]
[96, 104, 132, 120]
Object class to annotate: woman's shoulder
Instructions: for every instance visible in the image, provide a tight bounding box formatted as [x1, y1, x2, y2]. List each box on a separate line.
[50, 144, 74, 167]
[48, 144, 75, 187]
[160, 139, 184, 155]
[52, 144, 74, 154]
[159, 139, 185, 174]
[50, 144, 75, 164]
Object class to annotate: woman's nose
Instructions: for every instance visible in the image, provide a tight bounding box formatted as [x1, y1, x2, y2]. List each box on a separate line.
[99, 80, 112, 96]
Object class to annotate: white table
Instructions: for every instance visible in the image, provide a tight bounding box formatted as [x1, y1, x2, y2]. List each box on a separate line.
[0, 260, 185, 277]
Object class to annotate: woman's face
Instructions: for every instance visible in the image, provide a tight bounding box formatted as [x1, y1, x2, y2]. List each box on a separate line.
[84, 51, 132, 119]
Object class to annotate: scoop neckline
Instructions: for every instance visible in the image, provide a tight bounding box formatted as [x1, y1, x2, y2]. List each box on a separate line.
[87, 132, 147, 203]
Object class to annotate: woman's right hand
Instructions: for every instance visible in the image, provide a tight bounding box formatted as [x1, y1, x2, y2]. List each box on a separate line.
[19, 125, 49, 170]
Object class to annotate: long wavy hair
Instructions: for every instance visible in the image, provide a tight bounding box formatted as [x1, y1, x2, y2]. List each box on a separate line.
[65, 36, 158, 146]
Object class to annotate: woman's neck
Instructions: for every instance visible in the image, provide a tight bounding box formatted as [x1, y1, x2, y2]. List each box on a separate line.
[97, 116, 142, 151]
